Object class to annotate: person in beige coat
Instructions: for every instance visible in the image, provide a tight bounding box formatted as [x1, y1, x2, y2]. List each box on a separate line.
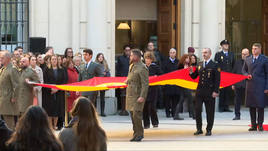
[17, 56, 40, 115]
[126, 49, 149, 142]
[30, 56, 44, 107]
[0, 51, 20, 130]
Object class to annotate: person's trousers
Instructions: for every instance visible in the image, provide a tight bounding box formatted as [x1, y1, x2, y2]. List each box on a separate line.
[219, 86, 232, 110]
[165, 95, 178, 117]
[130, 111, 144, 137]
[175, 88, 194, 116]
[249, 107, 264, 127]
[120, 89, 127, 111]
[143, 100, 159, 127]
[100, 90, 106, 114]
[234, 87, 245, 117]
[2, 115, 16, 130]
[195, 96, 215, 131]
[83, 91, 98, 107]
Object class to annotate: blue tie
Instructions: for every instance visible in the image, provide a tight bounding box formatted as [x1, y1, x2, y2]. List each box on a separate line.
[253, 58, 257, 63]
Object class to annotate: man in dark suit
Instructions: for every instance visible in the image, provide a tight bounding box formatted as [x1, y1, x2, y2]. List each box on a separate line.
[189, 48, 220, 136]
[162, 48, 180, 118]
[214, 40, 235, 112]
[242, 43, 268, 131]
[79, 49, 104, 106]
[231, 48, 250, 120]
[116, 45, 131, 116]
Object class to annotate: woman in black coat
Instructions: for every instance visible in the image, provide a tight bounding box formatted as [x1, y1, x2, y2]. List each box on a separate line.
[143, 51, 162, 129]
[42, 55, 67, 130]
[173, 54, 195, 120]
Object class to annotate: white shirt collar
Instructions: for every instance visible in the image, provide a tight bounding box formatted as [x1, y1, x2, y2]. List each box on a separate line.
[169, 57, 175, 62]
[86, 60, 92, 68]
[203, 59, 211, 67]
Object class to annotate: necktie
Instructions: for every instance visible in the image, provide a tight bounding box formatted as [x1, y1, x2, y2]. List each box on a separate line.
[204, 61, 207, 67]
[85, 63, 88, 69]
[225, 52, 228, 56]
[253, 58, 257, 63]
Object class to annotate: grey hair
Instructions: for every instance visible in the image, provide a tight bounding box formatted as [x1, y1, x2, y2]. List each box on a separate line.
[73, 56, 81, 61]
[0, 50, 12, 59]
[202, 48, 212, 53]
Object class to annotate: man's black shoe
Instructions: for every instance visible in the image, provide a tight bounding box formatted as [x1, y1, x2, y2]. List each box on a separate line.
[224, 109, 233, 112]
[248, 127, 257, 131]
[194, 130, 203, 135]
[153, 125, 158, 128]
[131, 136, 144, 142]
[144, 126, 150, 129]
[232, 116, 240, 120]
[205, 130, 212, 136]
[130, 137, 136, 141]
[258, 125, 264, 131]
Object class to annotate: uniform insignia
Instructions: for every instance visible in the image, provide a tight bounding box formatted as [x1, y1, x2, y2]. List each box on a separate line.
[198, 65, 201, 70]
[208, 71, 211, 78]
[217, 68, 221, 72]
[221, 56, 223, 60]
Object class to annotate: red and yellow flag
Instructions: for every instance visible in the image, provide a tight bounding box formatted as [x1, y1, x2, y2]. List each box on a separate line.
[34, 68, 247, 92]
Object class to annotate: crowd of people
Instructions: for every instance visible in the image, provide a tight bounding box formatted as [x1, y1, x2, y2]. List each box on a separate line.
[0, 39, 267, 147]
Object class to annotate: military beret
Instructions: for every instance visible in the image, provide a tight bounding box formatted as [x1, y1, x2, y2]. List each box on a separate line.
[188, 47, 195, 53]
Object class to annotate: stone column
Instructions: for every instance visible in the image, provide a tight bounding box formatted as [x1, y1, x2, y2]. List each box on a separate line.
[87, 0, 116, 114]
[199, 0, 219, 58]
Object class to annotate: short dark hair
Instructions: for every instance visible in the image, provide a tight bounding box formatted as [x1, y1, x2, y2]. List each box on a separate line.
[123, 44, 131, 50]
[131, 49, 142, 58]
[83, 49, 93, 55]
[45, 46, 53, 53]
[14, 46, 23, 51]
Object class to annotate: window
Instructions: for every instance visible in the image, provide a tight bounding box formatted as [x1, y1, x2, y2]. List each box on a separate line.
[0, 0, 29, 52]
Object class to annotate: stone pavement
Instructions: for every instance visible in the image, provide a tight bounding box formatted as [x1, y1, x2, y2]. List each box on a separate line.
[99, 108, 268, 151]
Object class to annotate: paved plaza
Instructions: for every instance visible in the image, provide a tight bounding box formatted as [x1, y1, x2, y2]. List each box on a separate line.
[99, 108, 268, 151]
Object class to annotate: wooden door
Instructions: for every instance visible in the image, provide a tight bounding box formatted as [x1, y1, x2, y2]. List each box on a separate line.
[262, 0, 268, 55]
[157, 0, 176, 57]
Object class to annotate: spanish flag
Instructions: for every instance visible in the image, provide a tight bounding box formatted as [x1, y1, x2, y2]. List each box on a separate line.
[34, 68, 247, 92]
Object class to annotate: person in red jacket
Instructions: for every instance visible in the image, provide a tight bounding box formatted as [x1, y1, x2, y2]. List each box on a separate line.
[66, 59, 80, 113]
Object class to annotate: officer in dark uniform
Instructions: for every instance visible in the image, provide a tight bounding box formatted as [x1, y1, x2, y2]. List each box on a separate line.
[189, 48, 220, 136]
[214, 40, 235, 112]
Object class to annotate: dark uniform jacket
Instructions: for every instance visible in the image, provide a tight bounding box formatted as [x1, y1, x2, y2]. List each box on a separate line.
[242, 55, 268, 108]
[190, 60, 221, 98]
[232, 59, 246, 88]
[116, 54, 129, 77]
[162, 58, 180, 96]
[215, 51, 235, 72]
[126, 61, 149, 111]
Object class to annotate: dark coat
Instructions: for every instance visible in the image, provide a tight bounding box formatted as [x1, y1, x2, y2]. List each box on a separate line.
[232, 59, 246, 88]
[146, 63, 162, 102]
[162, 58, 180, 96]
[242, 55, 268, 108]
[79, 61, 104, 96]
[116, 54, 129, 77]
[214, 51, 235, 72]
[0, 119, 13, 151]
[42, 67, 67, 117]
[190, 60, 220, 98]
